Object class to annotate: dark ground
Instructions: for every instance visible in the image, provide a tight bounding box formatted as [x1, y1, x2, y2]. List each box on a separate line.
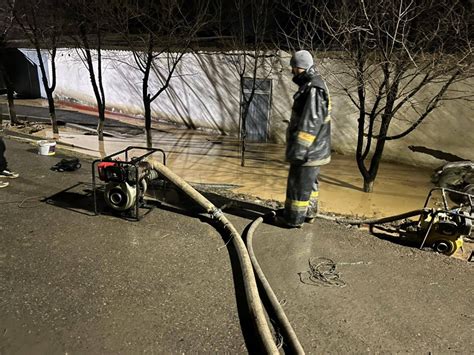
[0, 137, 473, 354]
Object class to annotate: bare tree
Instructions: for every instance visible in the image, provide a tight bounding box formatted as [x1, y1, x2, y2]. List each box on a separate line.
[219, 0, 276, 166]
[280, 0, 473, 192]
[11, 0, 64, 135]
[109, 0, 211, 148]
[65, 0, 108, 141]
[0, 0, 19, 125]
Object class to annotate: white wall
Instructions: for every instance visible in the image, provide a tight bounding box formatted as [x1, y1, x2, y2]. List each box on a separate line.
[54, 49, 242, 133]
[53, 48, 474, 168]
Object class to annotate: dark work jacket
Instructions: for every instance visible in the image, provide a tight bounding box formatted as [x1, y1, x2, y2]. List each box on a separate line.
[286, 66, 331, 166]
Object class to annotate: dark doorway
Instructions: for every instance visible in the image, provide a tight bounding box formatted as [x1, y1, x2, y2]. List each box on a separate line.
[241, 78, 272, 142]
[0, 48, 42, 98]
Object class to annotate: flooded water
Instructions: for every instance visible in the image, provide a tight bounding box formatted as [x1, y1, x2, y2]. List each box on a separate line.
[12, 102, 472, 260]
[36, 126, 435, 218]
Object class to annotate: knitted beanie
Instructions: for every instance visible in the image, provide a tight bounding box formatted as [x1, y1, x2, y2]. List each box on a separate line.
[290, 50, 314, 70]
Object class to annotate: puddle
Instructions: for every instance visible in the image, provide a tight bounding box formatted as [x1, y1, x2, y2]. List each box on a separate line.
[11, 118, 473, 261]
[35, 126, 437, 218]
[3, 96, 439, 218]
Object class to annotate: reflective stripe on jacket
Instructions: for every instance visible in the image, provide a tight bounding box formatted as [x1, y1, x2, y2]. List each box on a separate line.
[286, 67, 331, 166]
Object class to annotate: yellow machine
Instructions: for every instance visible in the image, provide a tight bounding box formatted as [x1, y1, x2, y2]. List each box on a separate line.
[399, 209, 469, 255]
[371, 188, 473, 255]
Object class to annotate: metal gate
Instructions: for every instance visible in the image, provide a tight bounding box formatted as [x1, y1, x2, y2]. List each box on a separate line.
[241, 78, 272, 142]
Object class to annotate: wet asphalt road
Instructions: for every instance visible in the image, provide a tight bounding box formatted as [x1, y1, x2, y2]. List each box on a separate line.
[0, 137, 249, 353]
[1, 136, 473, 354]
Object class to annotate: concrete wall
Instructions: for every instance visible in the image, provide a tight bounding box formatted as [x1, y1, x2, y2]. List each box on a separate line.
[54, 49, 243, 133]
[53, 48, 474, 168]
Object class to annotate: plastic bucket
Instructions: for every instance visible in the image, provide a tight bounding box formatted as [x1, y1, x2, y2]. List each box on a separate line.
[37, 140, 56, 156]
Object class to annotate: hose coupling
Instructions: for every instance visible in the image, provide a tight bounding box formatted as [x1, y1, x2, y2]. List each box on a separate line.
[210, 208, 223, 220]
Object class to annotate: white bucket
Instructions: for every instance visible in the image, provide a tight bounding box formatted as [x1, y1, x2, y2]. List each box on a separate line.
[37, 140, 56, 156]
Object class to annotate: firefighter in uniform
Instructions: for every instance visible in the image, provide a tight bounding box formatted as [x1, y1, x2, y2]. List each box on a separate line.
[278, 50, 331, 228]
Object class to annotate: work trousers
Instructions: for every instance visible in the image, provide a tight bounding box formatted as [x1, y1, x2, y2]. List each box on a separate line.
[0, 137, 7, 172]
[284, 164, 320, 226]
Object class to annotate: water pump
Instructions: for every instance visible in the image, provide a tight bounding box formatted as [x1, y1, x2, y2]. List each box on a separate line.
[98, 160, 159, 211]
[92, 147, 166, 220]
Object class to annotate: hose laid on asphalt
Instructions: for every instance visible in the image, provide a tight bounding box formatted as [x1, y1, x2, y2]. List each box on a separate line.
[315, 209, 424, 225]
[241, 208, 424, 353]
[241, 208, 426, 353]
[246, 212, 305, 355]
[147, 159, 278, 354]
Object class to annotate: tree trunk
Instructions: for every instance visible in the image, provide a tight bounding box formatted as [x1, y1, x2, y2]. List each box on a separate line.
[79, 28, 106, 143]
[141, 46, 153, 149]
[240, 104, 246, 167]
[365, 133, 387, 192]
[98, 139, 106, 158]
[47, 92, 59, 134]
[36, 46, 59, 136]
[6, 86, 18, 124]
[363, 179, 374, 193]
[97, 121, 104, 141]
[97, 105, 105, 141]
[145, 101, 152, 148]
[240, 141, 246, 167]
[361, 129, 387, 193]
[359, 73, 398, 193]
[146, 130, 152, 149]
[240, 101, 249, 167]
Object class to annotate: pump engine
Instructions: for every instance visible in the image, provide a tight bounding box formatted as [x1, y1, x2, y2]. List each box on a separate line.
[397, 208, 472, 255]
[98, 160, 159, 211]
[372, 188, 473, 255]
[92, 147, 167, 219]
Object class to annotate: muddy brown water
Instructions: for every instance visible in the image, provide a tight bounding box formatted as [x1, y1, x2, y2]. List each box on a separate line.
[6, 97, 436, 218]
[35, 128, 434, 217]
[26, 125, 471, 261]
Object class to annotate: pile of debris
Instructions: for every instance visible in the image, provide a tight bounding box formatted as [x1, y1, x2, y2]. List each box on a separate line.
[1, 120, 45, 134]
